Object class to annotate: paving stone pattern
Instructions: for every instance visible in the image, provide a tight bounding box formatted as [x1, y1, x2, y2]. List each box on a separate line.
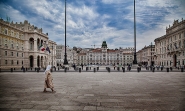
[0, 71, 185, 111]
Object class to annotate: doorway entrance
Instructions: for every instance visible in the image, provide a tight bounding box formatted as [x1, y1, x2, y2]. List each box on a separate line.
[173, 54, 177, 67]
[29, 55, 33, 68]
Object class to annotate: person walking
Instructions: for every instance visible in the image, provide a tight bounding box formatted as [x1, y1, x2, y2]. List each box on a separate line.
[43, 65, 56, 93]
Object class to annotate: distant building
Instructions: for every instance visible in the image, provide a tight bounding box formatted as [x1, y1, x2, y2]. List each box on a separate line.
[137, 45, 155, 66]
[77, 41, 134, 65]
[154, 18, 185, 67]
[56, 45, 77, 66]
[0, 19, 56, 69]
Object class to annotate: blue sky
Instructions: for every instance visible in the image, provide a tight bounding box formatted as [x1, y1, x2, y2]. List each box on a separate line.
[0, 0, 185, 51]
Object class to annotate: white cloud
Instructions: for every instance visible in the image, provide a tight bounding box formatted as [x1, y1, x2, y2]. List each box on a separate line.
[0, 4, 27, 22]
[0, 0, 184, 51]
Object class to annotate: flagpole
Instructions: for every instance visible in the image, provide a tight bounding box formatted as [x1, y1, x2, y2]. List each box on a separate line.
[133, 0, 137, 64]
[64, 0, 68, 65]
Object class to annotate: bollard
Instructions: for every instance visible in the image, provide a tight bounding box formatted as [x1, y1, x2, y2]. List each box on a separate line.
[11, 68, 13, 72]
[94, 68, 96, 73]
[170, 67, 172, 71]
[64, 67, 67, 72]
[152, 67, 155, 72]
[117, 67, 120, 71]
[161, 67, 163, 71]
[37, 68, 39, 73]
[122, 67, 125, 72]
[23, 68, 25, 73]
[79, 68, 81, 73]
[108, 67, 110, 73]
[137, 67, 139, 72]
[114, 67, 115, 70]
[166, 68, 169, 72]
[181, 68, 184, 72]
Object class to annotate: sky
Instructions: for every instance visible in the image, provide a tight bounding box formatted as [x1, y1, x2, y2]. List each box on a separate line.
[0, 0, 185, 51]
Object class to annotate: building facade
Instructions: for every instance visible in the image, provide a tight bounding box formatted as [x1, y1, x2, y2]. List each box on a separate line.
[154, 19, 185, 67]
[77, 41, 134, 66]
[0, 19, 56, 70]
[56, 45, 77, 66]
[137, 45, 155, 66]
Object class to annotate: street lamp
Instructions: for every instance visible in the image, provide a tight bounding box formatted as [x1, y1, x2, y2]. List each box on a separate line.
[64, 0, 68, 65]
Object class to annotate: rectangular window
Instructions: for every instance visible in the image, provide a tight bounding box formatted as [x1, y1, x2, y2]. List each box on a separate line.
[5, 60, 7, 65]
[11, 52, 13, 56]
[11, 60, 13, 65]
[5, 51, 7, 56]
[4, 28, 8, 35]
[16, 32, 19, 38]
[17, 52, 18, 57]
[17, 60, 19, 65]
[11, 30, 14, 36]
[22, 53, 24, 57]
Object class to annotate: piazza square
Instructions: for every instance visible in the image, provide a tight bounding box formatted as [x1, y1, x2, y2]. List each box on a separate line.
[0, 0, 185, 111]
[0, 68, 185, 111]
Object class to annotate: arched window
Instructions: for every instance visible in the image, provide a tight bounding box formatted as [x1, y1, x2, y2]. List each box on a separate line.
[29, 38, 34, 50]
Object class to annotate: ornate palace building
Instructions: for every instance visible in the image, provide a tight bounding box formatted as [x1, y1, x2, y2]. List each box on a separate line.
[0, 19, 56, 70]
[77, 41, 134, 66]
[154, 19, 185, 67]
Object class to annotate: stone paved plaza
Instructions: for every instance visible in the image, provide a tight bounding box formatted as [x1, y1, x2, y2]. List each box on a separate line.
[0, 70, 185, 111]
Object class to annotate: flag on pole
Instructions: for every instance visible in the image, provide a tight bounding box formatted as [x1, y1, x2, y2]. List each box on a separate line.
[39, 44, 45, 51]
[46, 46, 51, 53]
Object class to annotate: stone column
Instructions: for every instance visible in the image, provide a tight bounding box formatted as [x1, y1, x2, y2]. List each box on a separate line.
[34, 39, 37, 52]
[34, 56, 37, 68]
